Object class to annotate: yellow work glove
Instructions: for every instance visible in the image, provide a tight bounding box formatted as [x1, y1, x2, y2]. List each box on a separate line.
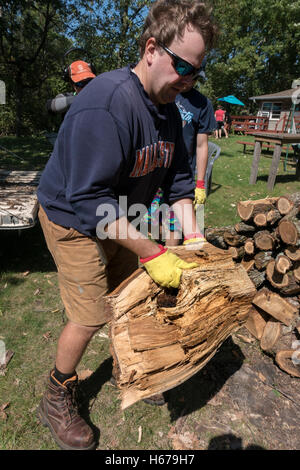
[193, 180, 206, 208]
[183, 233, 206, 248]
[140, 245, 198, 288]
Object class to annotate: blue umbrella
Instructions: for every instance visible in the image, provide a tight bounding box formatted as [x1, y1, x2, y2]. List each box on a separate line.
[218, 95, 245, 106]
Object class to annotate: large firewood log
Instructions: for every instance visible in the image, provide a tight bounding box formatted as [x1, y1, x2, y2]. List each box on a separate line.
[104, 244, 256, 409]
[237, 198, 279, 221]
[278, 206, 300, 246]
[277, 193, 300, 215]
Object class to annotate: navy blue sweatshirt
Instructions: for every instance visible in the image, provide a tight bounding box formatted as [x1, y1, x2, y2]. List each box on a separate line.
[38, 66, 194, 237]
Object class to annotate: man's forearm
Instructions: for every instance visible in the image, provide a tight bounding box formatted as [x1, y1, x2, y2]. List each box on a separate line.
[104, 216, 161, 258]
[171, 198, 200, 236]
[196, 134, 208, 181]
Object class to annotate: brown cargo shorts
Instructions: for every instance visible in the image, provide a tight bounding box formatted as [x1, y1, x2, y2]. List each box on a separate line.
[38, 205, 138, 326]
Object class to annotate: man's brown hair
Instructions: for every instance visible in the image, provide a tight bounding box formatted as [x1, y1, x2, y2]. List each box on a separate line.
[139, 0, 218, 56]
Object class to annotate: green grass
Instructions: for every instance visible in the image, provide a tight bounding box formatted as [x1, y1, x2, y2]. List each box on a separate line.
[0, 134, 299, 450]
[205, 134, 300, 227]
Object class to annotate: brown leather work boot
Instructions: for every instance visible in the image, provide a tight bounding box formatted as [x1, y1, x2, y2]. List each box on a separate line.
[37, 371, 96, 450]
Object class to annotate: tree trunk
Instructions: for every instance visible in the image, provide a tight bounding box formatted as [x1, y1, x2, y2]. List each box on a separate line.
[105, 244, 256, 409]
[15, 71, 24, 137]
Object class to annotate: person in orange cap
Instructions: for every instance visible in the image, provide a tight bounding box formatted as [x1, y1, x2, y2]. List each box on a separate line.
[46, 60, 96, 116]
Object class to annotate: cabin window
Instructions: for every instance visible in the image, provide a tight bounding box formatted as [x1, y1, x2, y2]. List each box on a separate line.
[261, 102, 282, 119]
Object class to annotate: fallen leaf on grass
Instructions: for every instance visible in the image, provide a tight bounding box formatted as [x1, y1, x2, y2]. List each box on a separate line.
[33, 288, 41, 296]
[258, 372, 267, 383]
[138, 425, 142, 443]
[0, 402, 10, 421]
[42, 331, 51, 341]
[22, 271, 30, 277]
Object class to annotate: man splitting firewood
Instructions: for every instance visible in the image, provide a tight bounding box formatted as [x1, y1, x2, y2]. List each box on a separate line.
[36, 0, 218, 450]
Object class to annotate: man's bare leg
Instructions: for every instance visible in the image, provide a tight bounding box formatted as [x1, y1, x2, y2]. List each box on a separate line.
[55, 321, 101, 374]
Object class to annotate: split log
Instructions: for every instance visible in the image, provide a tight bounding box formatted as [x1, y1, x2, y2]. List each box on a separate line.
[244, 306, 269, 340]
[275, 254, 292, 274]
[260, 320, 282, 352]
[266, 260, 289, 289]
[247, 268, 266, 289]
[275, 350, 300, 378]
[293, 262, 300, 282]
[252, 288, 298, 326]
[277, 192, 300, 215]
[237, 198, 279, 222]
[254, 230, 275, 251]
[223, 229, 247, 247]
[234, 222, 256, 233]
[228, 246, 245, 261]
[105, 244, 256, 409]
[254, 251, 273, 270]
[285, 246, 300, 261]
[241, 257, 255, 272]
[205, 226, 231, 249]
[266, 209, 282, 226]
[279, 272, 300, 296]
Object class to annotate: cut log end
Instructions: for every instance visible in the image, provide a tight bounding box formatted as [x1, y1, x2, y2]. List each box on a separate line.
[278, 219, 299, 246]
[285, 246, 300, 261]
[275, 254, 292, 274]
[260, 320, 282, 352]
[275, 350, 300, 378]
[254, 231, 275, 251]
[266, 260, 289, 288]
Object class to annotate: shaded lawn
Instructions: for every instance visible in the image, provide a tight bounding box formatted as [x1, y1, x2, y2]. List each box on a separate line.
[0, 133, 299, 450]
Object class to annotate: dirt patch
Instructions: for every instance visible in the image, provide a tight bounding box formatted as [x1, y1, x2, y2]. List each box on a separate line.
[163, 328, 300, 450]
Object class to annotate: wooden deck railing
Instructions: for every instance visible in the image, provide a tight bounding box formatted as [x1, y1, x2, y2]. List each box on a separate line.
[231, 115, 269, 134]
[231, 113, 300, 135]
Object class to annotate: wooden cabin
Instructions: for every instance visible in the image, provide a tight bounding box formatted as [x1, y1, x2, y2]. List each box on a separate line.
[249, 81, 300, 133]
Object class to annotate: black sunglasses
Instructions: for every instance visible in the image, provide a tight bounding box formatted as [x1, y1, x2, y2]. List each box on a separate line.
[157, 41, 200, 77]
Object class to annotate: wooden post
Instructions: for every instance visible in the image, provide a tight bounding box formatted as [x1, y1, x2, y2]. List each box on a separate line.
[296, 156, 300, 181]
[249, 140, 262, 184]
[267, 144, 282, 191]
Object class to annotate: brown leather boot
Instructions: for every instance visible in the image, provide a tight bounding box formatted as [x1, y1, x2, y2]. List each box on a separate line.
[37, 371, 96, 450]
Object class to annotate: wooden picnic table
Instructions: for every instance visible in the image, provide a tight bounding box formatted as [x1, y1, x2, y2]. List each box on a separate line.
[248, 132, 300, 190]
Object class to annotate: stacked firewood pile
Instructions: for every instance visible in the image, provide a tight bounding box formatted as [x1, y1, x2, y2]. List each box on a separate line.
[205, 192, 300, 378]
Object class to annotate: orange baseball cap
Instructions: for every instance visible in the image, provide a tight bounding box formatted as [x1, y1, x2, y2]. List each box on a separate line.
[69, 60, 95, 83]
